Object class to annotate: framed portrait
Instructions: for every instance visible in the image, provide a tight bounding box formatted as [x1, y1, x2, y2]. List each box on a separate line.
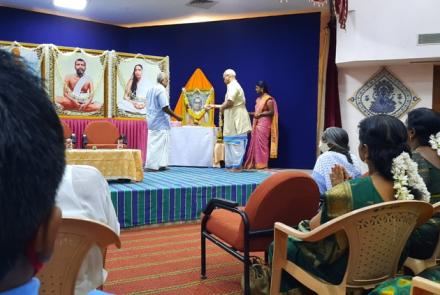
[50, 46, 108, 118]
[113, 53, 169, 119]
[0, 41, 45, 80]
[182, 88, 214, 126]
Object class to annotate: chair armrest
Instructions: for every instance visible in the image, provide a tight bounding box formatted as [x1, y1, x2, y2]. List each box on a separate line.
[82, 134, 88, 148]
[411, 276, 440, 294]
[203, 198, 239, 215]
[433, 202, 440, 213]
[201, 199, 250, 244]
[71, 133, 77, 145]
[274, 221, 338, 243]
[120, 134, 128, 145]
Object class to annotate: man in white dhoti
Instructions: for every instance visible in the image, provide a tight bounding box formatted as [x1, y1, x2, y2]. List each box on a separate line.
[56, 165, 120, 295]
[145, 72, 182, 171]
[56, 58, 102, 112]
[206, 69, 252, 171]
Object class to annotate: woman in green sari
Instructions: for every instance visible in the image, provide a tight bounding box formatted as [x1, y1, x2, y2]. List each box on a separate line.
[407, 108, 440, 202]
[406, 108, 440, 261]
[268, 114, 430, 293]
[369, 108, 440, 295]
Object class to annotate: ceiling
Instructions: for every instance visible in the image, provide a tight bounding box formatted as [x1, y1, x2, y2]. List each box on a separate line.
[0, 0, 323, 27]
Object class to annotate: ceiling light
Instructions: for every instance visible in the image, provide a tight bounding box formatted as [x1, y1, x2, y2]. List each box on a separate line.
[53, 0, 88, 10]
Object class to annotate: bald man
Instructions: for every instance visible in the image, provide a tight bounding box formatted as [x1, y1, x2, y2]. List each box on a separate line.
[207, 69, 251, 171]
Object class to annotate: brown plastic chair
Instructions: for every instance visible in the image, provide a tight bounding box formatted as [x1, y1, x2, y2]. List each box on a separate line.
[270, 200, 433, 295]
[83, 121, 126, 149]
[411, 276, 440, 295]
[37, 218, 121, 295]
[201, 171, 320, 295]
[405, 202, 440, 274]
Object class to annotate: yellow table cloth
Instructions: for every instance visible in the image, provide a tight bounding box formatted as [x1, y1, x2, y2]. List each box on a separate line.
[66, 149, 143, 182]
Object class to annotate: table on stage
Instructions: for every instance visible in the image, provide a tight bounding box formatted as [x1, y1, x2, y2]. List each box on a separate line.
[169, 126, 217, 167]
[66, 149, 144, 182]
[61, 118, 147, 163]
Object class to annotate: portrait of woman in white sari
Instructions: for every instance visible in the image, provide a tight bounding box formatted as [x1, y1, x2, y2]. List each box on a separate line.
[118, 64, 148, 115]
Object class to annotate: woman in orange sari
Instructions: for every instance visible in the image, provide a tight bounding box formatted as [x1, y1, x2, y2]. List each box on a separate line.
[244, 81, 278, 169]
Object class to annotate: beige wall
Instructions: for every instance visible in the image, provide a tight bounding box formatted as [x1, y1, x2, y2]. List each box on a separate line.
[338, 64, 433, 172]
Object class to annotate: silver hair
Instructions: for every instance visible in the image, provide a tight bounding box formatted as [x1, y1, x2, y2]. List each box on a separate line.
[223, 69, 236, 78]
[157, 72, 168, 83]
[322, 127, 353, 164]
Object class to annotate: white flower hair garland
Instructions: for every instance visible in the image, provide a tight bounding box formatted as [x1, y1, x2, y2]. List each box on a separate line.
[391, 152, 430, 202]
[429, 132, 440, 156]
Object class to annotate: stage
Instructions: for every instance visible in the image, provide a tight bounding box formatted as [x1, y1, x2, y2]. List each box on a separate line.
[108, 167, 271, 228]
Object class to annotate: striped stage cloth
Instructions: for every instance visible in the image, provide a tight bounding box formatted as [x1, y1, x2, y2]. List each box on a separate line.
[109, 167, 271, 228]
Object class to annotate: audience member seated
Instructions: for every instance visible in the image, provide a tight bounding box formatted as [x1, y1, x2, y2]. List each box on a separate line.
[0, 50, 109, 295]
[405, 108, 440, 259]
[56, 164, 120, 294]
[0, 50, 59, 294]
[311, 127, 362, 194]
[407, 108, 440, 202]
[341, 109, 440, 295]
[268, 114, 431, 293]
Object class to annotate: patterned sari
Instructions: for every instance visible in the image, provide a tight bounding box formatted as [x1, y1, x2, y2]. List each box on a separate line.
[405, 152, 440, 260]
[268, 177, 384, 293]
[244, 95, 278, 169]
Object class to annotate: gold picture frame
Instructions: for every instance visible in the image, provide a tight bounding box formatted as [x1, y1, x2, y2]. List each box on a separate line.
[49, 45, 109, 118]
[113, 51, 169, 119]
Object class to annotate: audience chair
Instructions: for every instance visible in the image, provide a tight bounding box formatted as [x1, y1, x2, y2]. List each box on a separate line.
[405, 202, 440, 275]
[82, 121, 127, 149]
[201, 171, 320, 295]
[61, 121, 77, 148]
[37, 218, 121, 295]
[411, 276, 440, 295]
[270, 200, 433, 295]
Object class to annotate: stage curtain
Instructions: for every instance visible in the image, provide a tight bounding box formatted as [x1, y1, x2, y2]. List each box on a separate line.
[61, 118, 147, 163]
[316, 10, 331, 153]
[324, 19, 342, 128]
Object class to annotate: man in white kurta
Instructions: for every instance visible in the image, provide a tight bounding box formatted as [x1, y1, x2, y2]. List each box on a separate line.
[208, 69, 252, 171]
[56, 165, 120, 295]
[145, 72, 182, 171]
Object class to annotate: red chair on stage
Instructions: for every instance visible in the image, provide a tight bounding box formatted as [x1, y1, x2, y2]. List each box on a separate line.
[82, 121, 127, 149]
[201, 171, 320, 295]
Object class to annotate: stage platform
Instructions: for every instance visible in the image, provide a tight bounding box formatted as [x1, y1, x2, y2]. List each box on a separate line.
[108, 167, 271, 228]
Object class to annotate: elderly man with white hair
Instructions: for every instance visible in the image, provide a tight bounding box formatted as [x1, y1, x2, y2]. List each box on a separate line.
[207, 69, 252, 171]
[145, 72, 182, 171]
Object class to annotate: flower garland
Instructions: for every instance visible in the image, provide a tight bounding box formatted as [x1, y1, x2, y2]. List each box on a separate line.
[391, 152, 430, 202]
[429, 132, 440, 156]
[182, 88, 214, 121]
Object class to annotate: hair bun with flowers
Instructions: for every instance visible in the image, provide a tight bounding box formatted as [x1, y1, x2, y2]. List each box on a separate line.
[429, 132, 440, 156]
[391, 152, 431, 202]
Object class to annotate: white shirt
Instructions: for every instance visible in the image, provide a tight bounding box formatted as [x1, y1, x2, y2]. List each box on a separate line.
[56, 165, 120, 295]
[223, 79, 252, 136]
[312, 151, 363, 194]
[146, 83, 170, 130]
